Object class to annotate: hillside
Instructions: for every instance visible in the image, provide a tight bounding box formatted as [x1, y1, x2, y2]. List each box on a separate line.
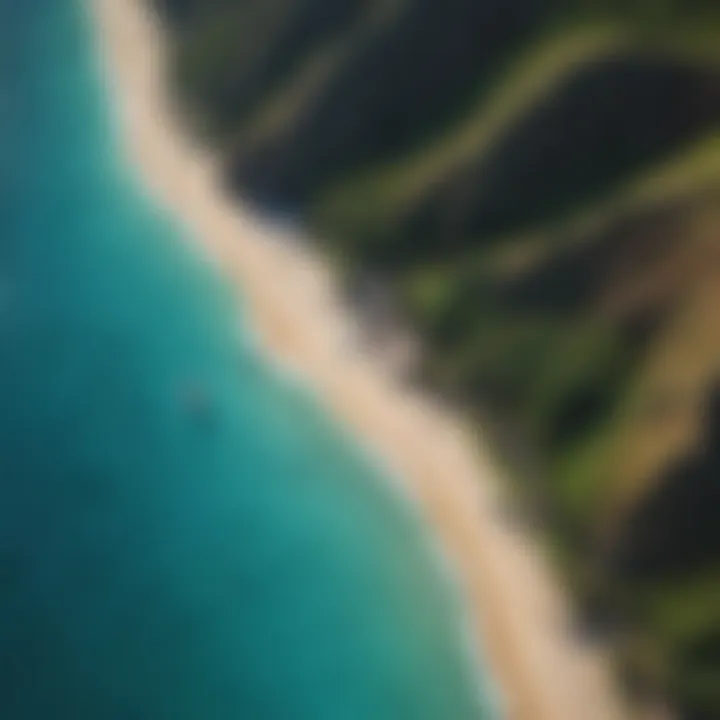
[151, 1, 720, 717]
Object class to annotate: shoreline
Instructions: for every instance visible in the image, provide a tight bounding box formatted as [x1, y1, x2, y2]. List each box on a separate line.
[88, 1, 628, 718]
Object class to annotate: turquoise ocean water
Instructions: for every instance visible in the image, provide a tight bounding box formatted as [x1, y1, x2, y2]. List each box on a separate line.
[0, 2, 494, 717]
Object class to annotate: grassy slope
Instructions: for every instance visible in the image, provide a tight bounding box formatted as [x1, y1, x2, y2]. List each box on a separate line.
[155, 1, 720, 716]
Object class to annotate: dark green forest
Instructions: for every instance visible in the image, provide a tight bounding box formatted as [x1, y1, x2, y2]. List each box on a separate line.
[151, 1, 720, 717]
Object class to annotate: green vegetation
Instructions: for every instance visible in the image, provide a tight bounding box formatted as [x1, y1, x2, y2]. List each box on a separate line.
[153, 1, 720, 716]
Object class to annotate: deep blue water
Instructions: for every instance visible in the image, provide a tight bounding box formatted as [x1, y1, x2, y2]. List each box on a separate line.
[0, 2, 493, 718]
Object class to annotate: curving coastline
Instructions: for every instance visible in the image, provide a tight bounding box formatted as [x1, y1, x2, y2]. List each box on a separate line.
[88, 1, 629, 718]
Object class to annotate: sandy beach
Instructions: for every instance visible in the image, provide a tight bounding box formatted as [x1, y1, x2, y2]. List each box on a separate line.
[88, 1, 629, 718]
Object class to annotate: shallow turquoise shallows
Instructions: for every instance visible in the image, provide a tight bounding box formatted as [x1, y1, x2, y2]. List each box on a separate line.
[0, 2, 494, 718]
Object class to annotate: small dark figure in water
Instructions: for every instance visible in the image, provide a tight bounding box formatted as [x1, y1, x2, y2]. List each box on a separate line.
[180, 383, 218, 433]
